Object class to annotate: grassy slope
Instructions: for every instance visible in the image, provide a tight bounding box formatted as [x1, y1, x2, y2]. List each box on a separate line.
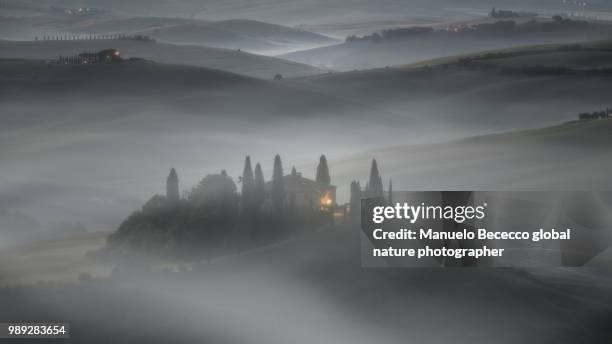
[398, 40, 612, 69]
[0, 58, 370, 122]
[291, 46, 612, 135]
[1, 15, 339, 54]
[0, 39, 324, 79]
[280, 25, 612, 71]
[330, 118, 612, 193]
[70, 17, 335, 41]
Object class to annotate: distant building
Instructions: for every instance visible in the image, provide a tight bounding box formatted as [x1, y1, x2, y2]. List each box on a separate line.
[78, 49, 122, 64]
[264, 168, 336, 214]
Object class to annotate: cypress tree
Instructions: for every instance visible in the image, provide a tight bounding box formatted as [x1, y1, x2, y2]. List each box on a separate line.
[349, 180, 361, 219]
[316, 154, 331, 185]
[241, 156, 254, 212]
[253, 163, 265, 208]
[271, 154, 285, 212]
[166, 168, 179, 202]
[368, 159, 383, 198]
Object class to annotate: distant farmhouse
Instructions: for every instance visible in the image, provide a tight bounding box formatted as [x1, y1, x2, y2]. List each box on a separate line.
[79, 49, 122, 63]
[578, 107, 611, 121]
[58, 48, 122, 64]
[165, 156, 338, 221]
[264, 168, 336, 214]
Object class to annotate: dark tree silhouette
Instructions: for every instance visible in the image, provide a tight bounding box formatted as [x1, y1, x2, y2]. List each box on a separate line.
[388, 179, 393, 205]
[316, 155, 331, 185]
[241, 156, 254, 213]
[189, 170, 238, 207]
[254, 162, 265, 208]
[166, 168, 179, 202]
[368, 159, 383, 198]
[271, 154, 285, 212]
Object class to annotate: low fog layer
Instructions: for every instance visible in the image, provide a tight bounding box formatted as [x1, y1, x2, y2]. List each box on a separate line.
[1, 49, 612, 231]
[1, 228, 612, 343]
[1, 2, 612, 343]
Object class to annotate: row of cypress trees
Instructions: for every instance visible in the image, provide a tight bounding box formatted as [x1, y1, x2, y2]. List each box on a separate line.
[36, 33, 151, 41]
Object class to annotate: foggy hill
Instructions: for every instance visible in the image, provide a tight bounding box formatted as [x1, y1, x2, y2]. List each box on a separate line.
[292, 43, 612, 133]
[330, 118, 612, 194]
[0, 58, 371, 230]
[0, 58, 355, 114]
[401, 40, 612, 70]
[281, 19, 612, 71]
[0, 14, 338, 55]
[69, 17, 338, 54]
[0, 39, 323, 79]
[1, 48, 611, 228]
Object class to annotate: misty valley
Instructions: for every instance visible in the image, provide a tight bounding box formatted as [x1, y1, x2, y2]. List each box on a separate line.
[1, 1, 612, 343]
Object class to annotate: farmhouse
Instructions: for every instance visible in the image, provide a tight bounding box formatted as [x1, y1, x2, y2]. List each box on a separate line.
[79, 49, 122, 63]
[264, 168, 336, 214]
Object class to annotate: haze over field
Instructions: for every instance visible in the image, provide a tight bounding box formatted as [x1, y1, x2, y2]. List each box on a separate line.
[3, 227, 612, 344]
[1, 1, 612, 343]
[1, 41, 612, 229]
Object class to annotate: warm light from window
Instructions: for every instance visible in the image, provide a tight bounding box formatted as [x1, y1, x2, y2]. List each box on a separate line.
[320, 191, 333, 208]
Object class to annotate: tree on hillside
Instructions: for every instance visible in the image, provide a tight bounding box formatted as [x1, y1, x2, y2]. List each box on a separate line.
[349, 180, 362, 219]
[241, 156, 254, 213]
[271, 154, 285, 212]
[166, 168, 180, 202]
[316, 155, 331, 185]
[254, 162, 265, 208]
[189, 170, 238, 208]
[368, 159, 383, 198]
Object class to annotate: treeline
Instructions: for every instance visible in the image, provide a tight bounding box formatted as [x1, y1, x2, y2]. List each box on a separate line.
[346, 27, 433, 43]
[345, 17, 604, 43]
[35, 34, 154, 42]
[106, 155, 335, 260]
[489, 8, 537, 19]
[107, 155, 393, 260]
[578, 108, 612, 120]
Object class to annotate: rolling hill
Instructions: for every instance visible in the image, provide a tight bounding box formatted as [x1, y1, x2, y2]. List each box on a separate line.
[1, 41, 612, 228]
[281, 19, 612, 71]
[69, 17, 339, 54]
[0, 58, 370, 229]
[330, 118, 612, 195]
[0, 39, 324, 79]
[0, 14, 338, 55]
[290, 42, 612, 135]
[399, 40, 612, 69]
